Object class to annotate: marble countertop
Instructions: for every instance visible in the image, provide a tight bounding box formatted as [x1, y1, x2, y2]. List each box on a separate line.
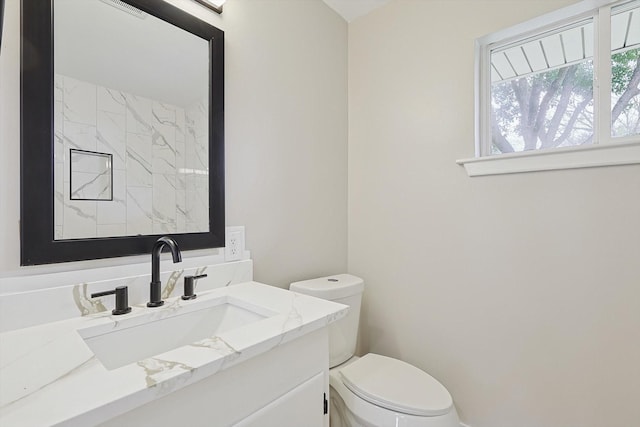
[0, 282, 348, 427]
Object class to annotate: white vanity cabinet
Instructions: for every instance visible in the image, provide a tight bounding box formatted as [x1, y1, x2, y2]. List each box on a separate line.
[99, 328, 330, 427]
[0, 282, 346, 427]
[236, 373, 325, 427]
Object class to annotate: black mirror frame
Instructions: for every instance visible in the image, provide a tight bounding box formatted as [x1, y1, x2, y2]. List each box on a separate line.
[0, 0, 5, 51]
[20, 0, 225, 265]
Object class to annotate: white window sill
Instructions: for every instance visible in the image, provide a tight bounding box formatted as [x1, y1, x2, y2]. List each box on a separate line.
[456, 141, 640, 177]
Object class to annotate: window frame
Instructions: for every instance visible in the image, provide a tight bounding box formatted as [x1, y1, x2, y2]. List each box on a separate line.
[458, 0, 640, 176]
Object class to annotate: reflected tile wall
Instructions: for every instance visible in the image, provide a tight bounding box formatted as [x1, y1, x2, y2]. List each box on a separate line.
[63, 76, 97, 125]
[97, 110, 126, 171]
[126, 133, 153, 188]
[97, 170, 126, 225]
[185, 100, 210, 232]
[126, 187, 153, 235]
[54, 75, 209, 239]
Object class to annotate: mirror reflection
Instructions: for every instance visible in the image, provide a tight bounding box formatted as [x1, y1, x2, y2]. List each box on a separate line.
[53, 0, 210, 240]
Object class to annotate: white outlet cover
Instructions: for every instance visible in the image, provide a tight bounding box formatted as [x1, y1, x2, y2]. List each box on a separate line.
[225, 226, 245, 262]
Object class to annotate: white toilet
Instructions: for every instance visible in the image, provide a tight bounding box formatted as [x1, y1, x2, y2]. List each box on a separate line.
[290, 274, 460, 427]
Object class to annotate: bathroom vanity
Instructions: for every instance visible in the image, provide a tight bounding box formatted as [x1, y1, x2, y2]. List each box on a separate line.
[7, 0, 348, 424]
[0, 275, 348, 426]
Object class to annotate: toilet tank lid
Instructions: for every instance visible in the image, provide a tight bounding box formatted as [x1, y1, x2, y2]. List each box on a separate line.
[290, 274, 364, 300]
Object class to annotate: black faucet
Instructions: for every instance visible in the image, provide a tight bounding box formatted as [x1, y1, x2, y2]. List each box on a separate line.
[147, 236, 182, 307]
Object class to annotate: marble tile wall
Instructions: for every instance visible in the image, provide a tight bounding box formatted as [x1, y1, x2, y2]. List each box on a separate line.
[53, 75, 209, 240]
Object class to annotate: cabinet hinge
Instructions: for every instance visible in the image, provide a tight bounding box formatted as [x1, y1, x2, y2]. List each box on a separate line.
[323, 393, 328, 415]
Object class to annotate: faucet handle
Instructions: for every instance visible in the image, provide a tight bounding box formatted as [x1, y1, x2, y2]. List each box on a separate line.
[91, 286, 132, 315]
[182, 274, 208, 300]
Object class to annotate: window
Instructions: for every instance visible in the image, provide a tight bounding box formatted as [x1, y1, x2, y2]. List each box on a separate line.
[490, 19, 596, 154]
[459, 0, 640, 176]
[611, 1, 640, 138]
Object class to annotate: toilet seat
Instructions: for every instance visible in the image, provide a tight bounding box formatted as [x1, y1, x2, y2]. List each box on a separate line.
[339, 354, 453, 416]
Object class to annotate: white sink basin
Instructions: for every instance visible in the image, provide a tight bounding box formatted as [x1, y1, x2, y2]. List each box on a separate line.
[78, 297, 272, 370]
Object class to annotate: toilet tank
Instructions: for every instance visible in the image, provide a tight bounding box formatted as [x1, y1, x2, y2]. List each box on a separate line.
[290, 274, 364, 368]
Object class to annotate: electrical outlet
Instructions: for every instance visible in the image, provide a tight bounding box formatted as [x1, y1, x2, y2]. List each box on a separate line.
[225, 226, 245, 261]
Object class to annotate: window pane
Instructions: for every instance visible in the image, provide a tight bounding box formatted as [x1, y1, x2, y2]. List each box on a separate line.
[490, 21, 594, 154]
[611, 1, 640, 138]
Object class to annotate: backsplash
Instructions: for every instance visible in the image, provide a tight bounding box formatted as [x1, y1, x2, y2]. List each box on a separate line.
[53, 74, 209, 239]
[0, 259, 253, 333]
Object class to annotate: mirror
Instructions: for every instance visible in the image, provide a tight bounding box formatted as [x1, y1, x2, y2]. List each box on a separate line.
[21, 0, 225, 265]
[54, 0, 210, 239]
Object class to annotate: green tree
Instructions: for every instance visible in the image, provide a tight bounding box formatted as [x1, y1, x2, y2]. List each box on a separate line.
[491, 48, 640, 153]
[612, 49, 640, 135]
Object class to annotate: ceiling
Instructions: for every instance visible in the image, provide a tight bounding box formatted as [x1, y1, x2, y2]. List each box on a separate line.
[322, 0, 392, 22]
[55, 0, 209, 107]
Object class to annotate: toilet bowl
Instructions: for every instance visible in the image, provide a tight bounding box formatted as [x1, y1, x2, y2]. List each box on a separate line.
[290, 274, 460, 427]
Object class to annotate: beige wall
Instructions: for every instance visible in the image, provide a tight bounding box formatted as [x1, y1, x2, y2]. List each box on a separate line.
[0, 0, 348, 286]
[348, 1, 640, 426]
[223, 0, 348, 287]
